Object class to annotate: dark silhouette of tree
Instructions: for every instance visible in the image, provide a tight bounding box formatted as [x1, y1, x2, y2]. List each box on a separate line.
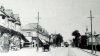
[55, 33, 63, 47]
[80, 35, 88, 49]
[72, 30, 81, 47]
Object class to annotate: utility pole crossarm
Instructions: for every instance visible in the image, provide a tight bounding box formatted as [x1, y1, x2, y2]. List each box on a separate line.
[88, 10, 95, 19]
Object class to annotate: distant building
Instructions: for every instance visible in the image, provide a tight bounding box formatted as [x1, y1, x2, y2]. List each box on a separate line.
[50, 34, 57, 43]
[21, 23, 50, 47]
[85, 27, 97, 46]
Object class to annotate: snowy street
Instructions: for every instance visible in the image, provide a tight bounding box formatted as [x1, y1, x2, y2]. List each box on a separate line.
[0, 46, 99, 56]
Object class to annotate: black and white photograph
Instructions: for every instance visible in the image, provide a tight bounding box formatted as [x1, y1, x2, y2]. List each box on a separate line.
[0, 0, 100, 56]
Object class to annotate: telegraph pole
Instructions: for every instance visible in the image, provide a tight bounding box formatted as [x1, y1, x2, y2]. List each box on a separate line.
[36, 12, 40, 51]
[88, 10, 94, 54]
[94, 30, 97, 54]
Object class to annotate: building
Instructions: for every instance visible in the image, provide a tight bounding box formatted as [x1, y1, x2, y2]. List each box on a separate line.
[21, 23, 50, 47]
[0, 5, 26, 52]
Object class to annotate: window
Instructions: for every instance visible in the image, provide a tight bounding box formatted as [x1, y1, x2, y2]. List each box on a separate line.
[27, 32, 31, 37]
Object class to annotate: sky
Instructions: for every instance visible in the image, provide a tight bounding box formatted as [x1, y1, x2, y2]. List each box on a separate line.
[0, 0, 100, 41]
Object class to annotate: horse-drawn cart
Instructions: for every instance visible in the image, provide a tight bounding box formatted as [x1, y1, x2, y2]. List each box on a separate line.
[42, 43, 50, 52]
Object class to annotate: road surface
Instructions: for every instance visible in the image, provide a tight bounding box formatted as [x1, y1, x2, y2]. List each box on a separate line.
[0, 46, 97, 56]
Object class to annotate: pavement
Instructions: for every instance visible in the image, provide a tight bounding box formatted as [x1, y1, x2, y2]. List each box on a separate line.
[81, 48, 100, 56]
[68, 46, 93, 56]
[0, 46, 99, 56]
[0, 47, 68, 56]
[69, 46, 100, 56]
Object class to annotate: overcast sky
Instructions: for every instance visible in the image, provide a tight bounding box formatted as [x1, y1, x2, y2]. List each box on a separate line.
[1, 0, 100, 41]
